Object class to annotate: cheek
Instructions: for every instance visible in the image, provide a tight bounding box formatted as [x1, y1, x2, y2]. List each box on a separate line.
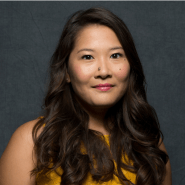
[70, 64, 92, 83]
[115, 63, 130, 81]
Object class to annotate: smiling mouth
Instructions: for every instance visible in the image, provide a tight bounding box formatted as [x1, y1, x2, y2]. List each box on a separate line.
[93, 83, 114, 91]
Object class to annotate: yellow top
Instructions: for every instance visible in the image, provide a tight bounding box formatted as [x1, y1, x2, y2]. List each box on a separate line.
[36, 117, 136, 185]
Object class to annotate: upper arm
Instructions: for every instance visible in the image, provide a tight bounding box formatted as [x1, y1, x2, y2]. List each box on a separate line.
[0, 119, 40, 185]
[158, 138, 172, 185]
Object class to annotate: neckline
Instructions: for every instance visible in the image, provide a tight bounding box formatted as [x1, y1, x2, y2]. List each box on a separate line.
[103, 134, 109, 137]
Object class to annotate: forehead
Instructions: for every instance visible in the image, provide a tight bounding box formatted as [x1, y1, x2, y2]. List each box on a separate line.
[73, 24, 122, 50]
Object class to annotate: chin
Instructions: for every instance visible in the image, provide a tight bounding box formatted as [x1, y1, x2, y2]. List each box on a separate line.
[91, 101, 117, 108]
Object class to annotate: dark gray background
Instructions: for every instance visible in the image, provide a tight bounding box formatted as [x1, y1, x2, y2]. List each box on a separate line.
[0, 2, 184, 184]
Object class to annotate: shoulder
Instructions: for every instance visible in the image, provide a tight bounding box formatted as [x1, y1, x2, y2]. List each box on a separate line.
[158, 137, 167, 153]
[158, 137, 172, 185]
[6, 118, 42, 148]
[0, 118, 43, 185]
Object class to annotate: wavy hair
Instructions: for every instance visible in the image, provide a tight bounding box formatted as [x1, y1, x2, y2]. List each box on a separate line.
[31, 7, 169, 185]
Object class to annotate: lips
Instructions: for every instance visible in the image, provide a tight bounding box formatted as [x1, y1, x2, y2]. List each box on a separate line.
[93, 83, 114, 91]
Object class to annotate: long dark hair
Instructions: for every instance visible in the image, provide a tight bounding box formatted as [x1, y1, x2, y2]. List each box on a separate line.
[31, 7, 169, 185]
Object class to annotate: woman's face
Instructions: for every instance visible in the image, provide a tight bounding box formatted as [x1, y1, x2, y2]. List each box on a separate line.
[67, 24, 130, 109]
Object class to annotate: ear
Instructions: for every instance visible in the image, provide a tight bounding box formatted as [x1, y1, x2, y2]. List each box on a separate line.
[66, 69, 71, 83]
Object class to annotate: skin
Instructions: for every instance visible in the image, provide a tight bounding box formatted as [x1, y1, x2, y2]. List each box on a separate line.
[159, 139, 172, 185]
[67, 24, 130, 135]
[0, 119, 40, 185]
[0, 24, 172, 185]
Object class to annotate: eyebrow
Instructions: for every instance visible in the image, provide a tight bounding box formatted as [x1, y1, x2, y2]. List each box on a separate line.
[77, 46, 123, 54]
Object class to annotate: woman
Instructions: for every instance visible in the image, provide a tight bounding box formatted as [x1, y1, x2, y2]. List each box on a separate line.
[0, 7, 171, 185]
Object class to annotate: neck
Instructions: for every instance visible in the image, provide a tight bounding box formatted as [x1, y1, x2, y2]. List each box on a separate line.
[75, 96, 110, 135]
[87, 107, 110, 135]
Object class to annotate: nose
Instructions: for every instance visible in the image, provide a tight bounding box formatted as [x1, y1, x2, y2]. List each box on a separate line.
[94, 58, 112, 79]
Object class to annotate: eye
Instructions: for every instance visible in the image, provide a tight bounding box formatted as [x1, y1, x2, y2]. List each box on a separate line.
[110, 53, 123, 59]
[81, 55, 94, 60]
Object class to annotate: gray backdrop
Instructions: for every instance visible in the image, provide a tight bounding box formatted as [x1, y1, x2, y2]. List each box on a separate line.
[0, 2, 184, 184]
